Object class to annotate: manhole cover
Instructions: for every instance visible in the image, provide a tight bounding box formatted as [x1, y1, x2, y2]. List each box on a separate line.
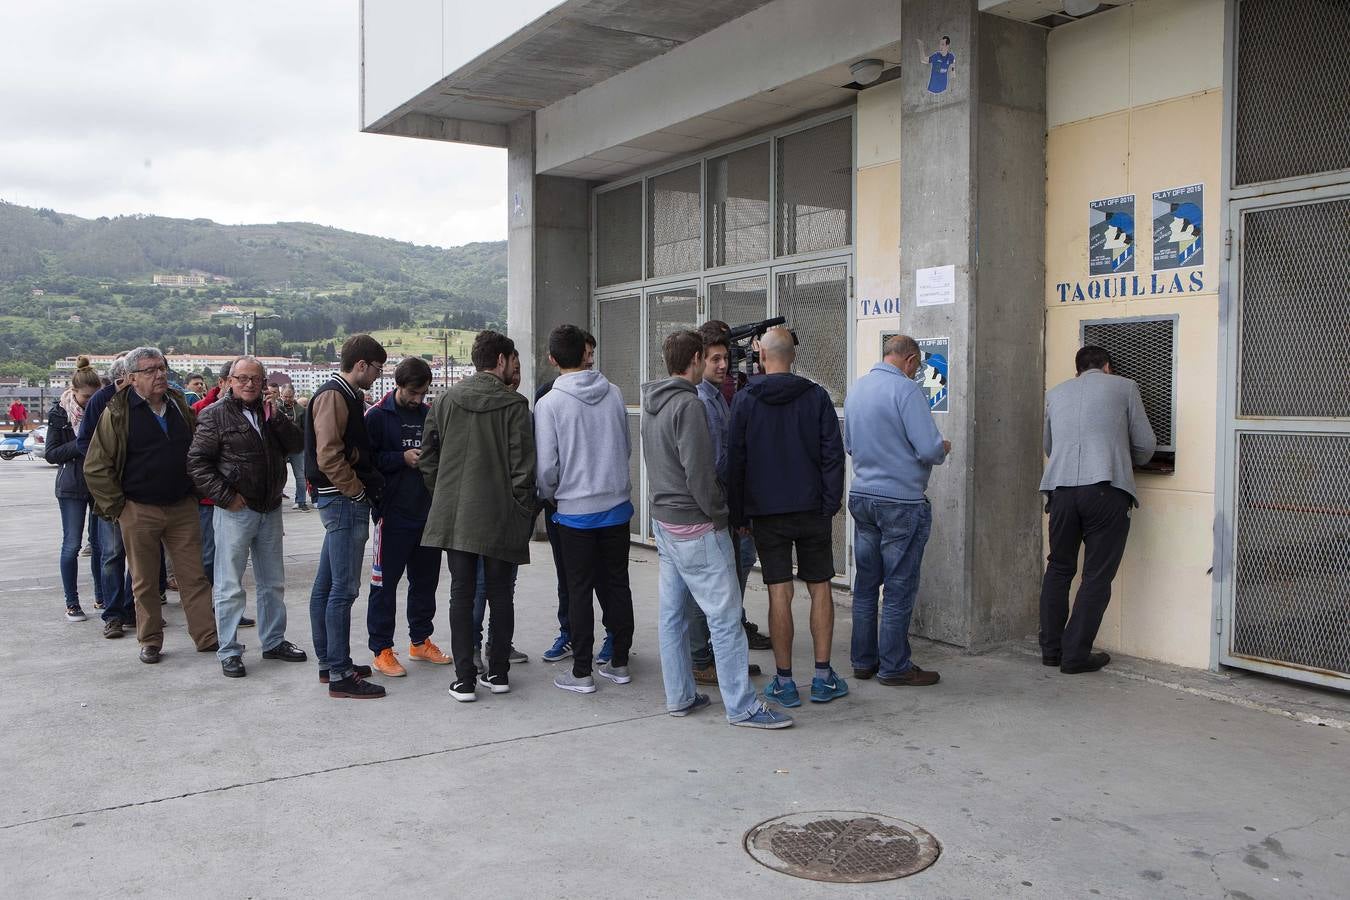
[743, 811, 940, 883]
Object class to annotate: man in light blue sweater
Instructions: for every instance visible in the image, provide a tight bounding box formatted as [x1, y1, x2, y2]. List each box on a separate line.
[843, 335, 950, 687]
[535, 324, 635, 694]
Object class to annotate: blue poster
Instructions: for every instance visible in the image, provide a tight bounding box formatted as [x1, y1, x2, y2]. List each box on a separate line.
[1089, 195, 1136, 277]
[1152, 184, 1204, 270]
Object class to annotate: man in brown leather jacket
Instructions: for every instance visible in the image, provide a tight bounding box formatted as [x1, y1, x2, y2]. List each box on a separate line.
[187, 356, 307, 679]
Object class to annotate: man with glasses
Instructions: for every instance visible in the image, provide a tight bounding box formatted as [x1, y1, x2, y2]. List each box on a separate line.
[188, 356, 308, 679]
[305, 334, 388, 698]
[85, 347, 218, 663]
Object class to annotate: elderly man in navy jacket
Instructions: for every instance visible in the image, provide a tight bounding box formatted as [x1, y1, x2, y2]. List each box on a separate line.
[728, 327, 846, 709]
[843, 335, 950, 688]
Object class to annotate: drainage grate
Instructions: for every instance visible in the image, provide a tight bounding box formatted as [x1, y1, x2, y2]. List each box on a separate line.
[743, 811, 940, 883]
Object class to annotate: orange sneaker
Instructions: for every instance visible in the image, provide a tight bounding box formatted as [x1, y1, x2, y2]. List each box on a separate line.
[371, 648, 406, 677]
[408, 639, 451, 665]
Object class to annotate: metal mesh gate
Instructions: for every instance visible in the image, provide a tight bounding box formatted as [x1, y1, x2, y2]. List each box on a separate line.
[777, 266, 849, 406]
[596, 184, 642, 287]
[1238, 199, 1350, 419]
[1081, 317, 1177, 451]
[1235, 0, 1350, 185]
[776, 118, 852, 257]
[1232, 433, 1350, 673]
[648, 165, 702, 279]
[707, 143, 771, 269]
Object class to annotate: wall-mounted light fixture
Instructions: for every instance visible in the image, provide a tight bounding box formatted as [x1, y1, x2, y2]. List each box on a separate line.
[849, 58, 885, 86]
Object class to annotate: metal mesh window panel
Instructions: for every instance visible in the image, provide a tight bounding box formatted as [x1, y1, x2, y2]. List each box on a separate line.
[646, 287, 700, 382]
[597, 295, 641, 405]
[1235, 0, 1350, 184]
[1238, 199, 1350, 418]
[776, 266, 849, 406]
[628, 413, 642, 536]
[707, 276, 768, 332]
[1231, 432, 1350, 676]
[647, 165, 702, 279]
[706, 143, 770, 268]
[776, 118, 852, 257]
[597, 184, 642, 286]
[1080, 317, 1176, 451]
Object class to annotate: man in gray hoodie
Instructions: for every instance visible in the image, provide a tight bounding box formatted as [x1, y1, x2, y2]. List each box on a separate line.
[641, 329, 792, 730]
[535, 324, 635, 694]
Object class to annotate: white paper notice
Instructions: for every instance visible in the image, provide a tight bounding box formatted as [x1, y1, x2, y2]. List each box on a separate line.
[916, 265, 956, 307]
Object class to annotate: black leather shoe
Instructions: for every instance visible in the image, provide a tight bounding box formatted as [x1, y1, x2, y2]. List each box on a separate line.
[1061, 651, 1111, 674]
[853, 666, 878, 680]
[221, 656, 246, 678]
[198, 642, 220, 653]
[262, 640, 307, 662]
[239, 616, 256, 628]
[1042, 655, 1061, 667]
[139, 646, 161, 664]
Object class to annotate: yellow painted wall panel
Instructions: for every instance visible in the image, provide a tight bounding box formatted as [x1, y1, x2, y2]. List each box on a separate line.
[1047, 3, 1131, 128]
[857, 79, 902, 169]
[1130, 0, 1224, 109]
[854, 161, 902, 379]
[1045, 112, 1131, 305]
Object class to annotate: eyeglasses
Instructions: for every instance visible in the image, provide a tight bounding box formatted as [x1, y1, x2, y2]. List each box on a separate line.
[133, 364, 167, 376]
[233, 375, 264, 385]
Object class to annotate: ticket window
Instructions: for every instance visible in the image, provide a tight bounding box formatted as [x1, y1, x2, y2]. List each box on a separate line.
[1080, 316, 1178, 474]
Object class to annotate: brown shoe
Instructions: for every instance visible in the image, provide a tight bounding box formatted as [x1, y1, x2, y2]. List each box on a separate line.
[878, 665, 940, 687]
[693, 665, 718, 685]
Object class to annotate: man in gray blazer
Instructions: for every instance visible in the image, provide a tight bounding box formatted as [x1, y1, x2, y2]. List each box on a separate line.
[1039, 345, 1156, 674]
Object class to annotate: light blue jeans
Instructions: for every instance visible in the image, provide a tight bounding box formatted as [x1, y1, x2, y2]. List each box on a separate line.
[309, 495, 370, 680]
[848, 495, 931, 678]
[653, 523, 755, 722]
[213, 505, 288, 661]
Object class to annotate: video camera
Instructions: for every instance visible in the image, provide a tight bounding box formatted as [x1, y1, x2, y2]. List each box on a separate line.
[726, 315, 797, 379]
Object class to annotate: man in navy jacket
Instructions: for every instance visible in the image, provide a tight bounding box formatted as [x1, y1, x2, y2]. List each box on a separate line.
[364, 357, 448, 678]
[727, 328, 846, 709]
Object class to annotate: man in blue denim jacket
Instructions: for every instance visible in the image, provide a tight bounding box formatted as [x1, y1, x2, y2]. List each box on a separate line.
[843, 335, 950, 688]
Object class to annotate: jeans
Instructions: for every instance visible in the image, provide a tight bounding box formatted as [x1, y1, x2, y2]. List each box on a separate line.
[1039, 484, 1132, 664]
[309, 495, 370, 680]
[287, 452, 307, 506]
[448, 550, 515, 683]
[472, 556, 518, 649]
[214, 506, 288, 661]
[557, 521, 635, 677]
[199, 503, 216, 586]
[689, 529, 756, 666]
[98, 516, 134, 624]
[735, 529, 757, 596]
[848, 495, 932, 678]
[653, 523, 756, 722]
[368, 518, 440, 653]
[58, 496, 101, 607]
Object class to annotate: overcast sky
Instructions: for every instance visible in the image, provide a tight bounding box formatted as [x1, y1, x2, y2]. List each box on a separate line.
[0, 2, 506, 249]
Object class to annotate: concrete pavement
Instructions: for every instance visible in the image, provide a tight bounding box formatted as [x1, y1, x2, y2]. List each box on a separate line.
[1, 455, 1347, 898]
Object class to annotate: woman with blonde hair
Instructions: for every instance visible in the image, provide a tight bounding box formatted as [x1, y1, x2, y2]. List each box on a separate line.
[46, 356, 106, 621]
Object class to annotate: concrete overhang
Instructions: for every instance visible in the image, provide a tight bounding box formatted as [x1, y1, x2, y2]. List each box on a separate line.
[360, 0, 777, 148]
[980, 0, 1125, 27]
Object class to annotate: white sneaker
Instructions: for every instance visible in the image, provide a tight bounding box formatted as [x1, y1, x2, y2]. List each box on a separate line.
[554, 670, 597, 694]
[596, 662, 631, 684]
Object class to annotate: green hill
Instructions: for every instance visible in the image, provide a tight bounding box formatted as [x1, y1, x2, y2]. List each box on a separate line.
[0, 200, 506, 376]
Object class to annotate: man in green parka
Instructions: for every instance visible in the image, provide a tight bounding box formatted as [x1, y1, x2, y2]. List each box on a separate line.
[420, 330, 537, 702]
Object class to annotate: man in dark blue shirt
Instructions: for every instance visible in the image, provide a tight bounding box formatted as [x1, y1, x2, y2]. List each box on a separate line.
[919, 35, 955, 94]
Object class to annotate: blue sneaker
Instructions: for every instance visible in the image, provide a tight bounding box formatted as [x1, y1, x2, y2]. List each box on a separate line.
[733, 702, 794, 729]
[764, 677, 801, 708]
[542, 634, 572, 662]
[669, 693, 711, 717]
[810, 669, 849, 703]
[595, 632, 615, 665]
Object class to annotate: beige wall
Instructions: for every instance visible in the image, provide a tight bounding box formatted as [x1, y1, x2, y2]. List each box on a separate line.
[855, 79, 903, 377]
[1044, 0, 1224, 668]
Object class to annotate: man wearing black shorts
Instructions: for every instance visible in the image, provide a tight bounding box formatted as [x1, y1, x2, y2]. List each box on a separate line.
[727, 328, 846, 708]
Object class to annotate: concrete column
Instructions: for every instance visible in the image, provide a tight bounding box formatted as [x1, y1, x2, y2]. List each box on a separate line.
[898, 0, 1046, 650]
[506, 115, 593, 400]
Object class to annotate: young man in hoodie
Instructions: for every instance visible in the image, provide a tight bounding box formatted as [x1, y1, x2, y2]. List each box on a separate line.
[364, 357, 449, 678]
[535, 324, 635, 694]
[642, 330, 792, 730]
[728, 327, 847, 708]
[419, 330, 536, 702]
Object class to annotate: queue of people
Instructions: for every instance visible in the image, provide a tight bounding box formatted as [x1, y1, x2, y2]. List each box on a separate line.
[42, 324, 1154, 724]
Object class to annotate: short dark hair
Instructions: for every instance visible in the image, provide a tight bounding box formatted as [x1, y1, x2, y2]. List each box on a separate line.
[471, 330, 516, 371]
[583, 331, 596, 349]
[218, 361, 232, 380]
[394, 356, 432, 387]
[1075, 345, 1114, 374]
[697, 320, 730, 352]
[941, 34, 950, 43]
[548, 324, 588, 369]
[340, 334, 387, 373]
[663, 329, 704, 376]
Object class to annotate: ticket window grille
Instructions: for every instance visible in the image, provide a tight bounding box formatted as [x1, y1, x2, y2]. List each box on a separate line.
[1080, 316, 1178, 469]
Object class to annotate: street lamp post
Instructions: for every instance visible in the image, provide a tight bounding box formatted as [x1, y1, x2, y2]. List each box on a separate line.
[239, 312, 281, 356]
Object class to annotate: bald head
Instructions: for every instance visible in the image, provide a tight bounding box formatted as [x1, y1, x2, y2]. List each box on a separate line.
[884, 334, 922, 377]
[760, 327, 796, 373]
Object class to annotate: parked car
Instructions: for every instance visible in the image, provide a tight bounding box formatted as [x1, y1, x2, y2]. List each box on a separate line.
[0, 432, 30, 460]
[23, 425, 47, 455]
